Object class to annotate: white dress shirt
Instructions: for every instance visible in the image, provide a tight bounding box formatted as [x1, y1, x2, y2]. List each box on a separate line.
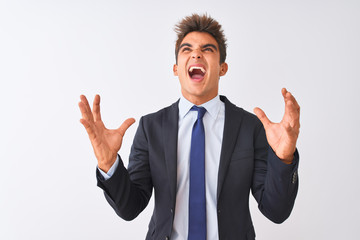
[99, 95, 225, 240]
[171, 95, 224, 240]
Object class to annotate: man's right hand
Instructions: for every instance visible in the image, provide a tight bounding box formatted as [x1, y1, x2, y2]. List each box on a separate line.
[78, 95, 135, 173]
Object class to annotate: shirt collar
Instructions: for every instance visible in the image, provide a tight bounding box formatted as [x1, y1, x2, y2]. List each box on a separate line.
[179, 95, 222, 120]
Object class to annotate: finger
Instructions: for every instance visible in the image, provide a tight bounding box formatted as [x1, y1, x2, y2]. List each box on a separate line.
[78, 101, 93, 122]
[283, 121, 298, 150]
[253, 107, 272, 128]
[282, 90, 300, 127]
[282, 89, 300, 112]
[281, 87, 288, 98]
[79, 95, 94, 122]
[80, 118, 96, 140]
[285, 100, 300, 128]
[93, 94, 102, 122]
[80, 95, 91, 109]
[117, 118, 136, 137]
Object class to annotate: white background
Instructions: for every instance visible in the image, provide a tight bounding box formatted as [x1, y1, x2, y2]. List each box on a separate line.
[1, 0, 359, 239]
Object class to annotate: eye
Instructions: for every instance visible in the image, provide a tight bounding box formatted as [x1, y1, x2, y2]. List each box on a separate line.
[182, 47, 191, 52]
[203, 47, 214, 52]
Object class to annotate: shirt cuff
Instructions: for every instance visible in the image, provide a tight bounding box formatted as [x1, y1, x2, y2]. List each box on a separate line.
[97, 155, 120, 180]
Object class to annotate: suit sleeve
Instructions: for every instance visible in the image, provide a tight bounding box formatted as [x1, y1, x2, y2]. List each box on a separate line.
[251, 122, 299, 223]
[96, 117, 153, 221]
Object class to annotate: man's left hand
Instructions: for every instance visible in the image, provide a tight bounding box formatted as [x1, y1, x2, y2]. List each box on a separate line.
[254, 88, 300, 164]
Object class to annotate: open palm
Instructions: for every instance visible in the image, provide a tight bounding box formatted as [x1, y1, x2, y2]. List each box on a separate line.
[254, 88, 300, 164]
[78, 95, 135, 172]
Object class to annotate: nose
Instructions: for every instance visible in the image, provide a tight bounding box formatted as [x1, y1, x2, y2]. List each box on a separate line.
[191, 50, 202, 59]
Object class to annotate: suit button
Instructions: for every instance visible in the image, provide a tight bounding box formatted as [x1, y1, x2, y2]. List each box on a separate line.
[292, 172, 297, 184]
[165, 236, 169, 240]
[170, 208, 173, 213]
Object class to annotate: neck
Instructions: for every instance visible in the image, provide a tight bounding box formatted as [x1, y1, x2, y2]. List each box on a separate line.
[182, 93, 218, 106]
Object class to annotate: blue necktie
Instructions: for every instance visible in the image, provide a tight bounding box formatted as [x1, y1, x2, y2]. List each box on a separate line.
[188, 106, 207, 240]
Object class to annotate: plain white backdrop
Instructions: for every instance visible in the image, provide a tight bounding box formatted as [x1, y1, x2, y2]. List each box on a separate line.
[1, 0, 359, 239]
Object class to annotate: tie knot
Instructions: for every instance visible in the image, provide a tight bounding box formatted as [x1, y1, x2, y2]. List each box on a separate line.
[191, 106, 206, 119]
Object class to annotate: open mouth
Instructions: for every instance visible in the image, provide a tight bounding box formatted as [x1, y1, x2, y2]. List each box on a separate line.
[188, 65, 206, 81]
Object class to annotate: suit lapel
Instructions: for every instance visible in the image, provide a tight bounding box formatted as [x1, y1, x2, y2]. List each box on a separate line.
[217, 96, 244, 200]
[162, 100, 179, 203]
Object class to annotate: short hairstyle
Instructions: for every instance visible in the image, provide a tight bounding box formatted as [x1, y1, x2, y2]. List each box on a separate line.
[174, 13, 227, 64]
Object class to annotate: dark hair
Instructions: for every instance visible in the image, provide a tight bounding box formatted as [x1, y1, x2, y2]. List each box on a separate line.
[174, 13, 227, 64]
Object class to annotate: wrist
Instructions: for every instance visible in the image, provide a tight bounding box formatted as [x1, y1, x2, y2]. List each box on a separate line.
[280, 156, 293, 164]
[274, 150, 294, 165]
[98, 154, 117, 173]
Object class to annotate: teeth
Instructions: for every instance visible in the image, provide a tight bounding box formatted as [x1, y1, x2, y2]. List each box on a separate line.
[189, 66, 206, 74]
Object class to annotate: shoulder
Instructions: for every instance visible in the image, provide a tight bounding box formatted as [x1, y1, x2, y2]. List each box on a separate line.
[220, 95, 262, 127]
[140, 99, 179, 125]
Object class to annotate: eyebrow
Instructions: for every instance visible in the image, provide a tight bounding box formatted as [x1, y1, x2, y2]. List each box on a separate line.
[202, 44, 218, 51]
[179, 43, 192, 50]
[179, 43, 218, 51]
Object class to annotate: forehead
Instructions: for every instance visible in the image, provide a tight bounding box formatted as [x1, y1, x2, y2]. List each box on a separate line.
[180, 31, 219, 48]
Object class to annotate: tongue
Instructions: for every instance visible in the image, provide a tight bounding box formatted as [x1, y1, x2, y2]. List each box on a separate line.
[191, 74, 204, 80]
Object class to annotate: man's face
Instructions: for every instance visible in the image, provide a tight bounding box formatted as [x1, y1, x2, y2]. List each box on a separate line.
[173, 31, 228, 105]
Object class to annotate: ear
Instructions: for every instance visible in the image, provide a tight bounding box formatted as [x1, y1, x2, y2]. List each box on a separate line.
[173, 64, 178, 76]
[219, 62, 228, 76]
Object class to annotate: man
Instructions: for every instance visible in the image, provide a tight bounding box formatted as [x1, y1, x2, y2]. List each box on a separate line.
[79, 14, 300, 240]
